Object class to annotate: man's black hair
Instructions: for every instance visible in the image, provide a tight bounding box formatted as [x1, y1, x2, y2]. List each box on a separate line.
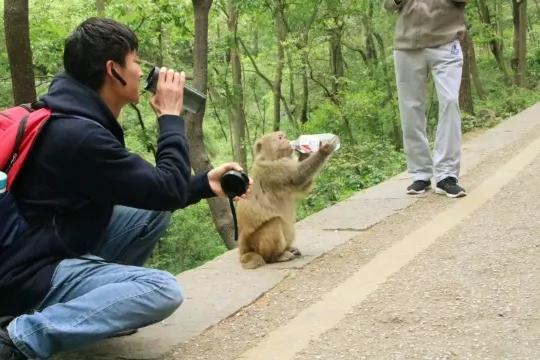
[64, 17, 138, 91]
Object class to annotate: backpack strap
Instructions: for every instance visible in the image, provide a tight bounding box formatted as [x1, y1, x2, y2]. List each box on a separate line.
[5, 109, 32, 173]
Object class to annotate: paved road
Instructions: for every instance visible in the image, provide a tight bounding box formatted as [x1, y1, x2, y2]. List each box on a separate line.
[165, 121, 540, 359]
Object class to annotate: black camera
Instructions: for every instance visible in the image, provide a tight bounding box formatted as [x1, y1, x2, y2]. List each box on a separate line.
[220, 170, 249, 198]
[144, 66, 207, 114]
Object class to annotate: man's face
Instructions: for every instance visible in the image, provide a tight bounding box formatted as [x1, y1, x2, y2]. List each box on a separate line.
[114, 51, 143, 104]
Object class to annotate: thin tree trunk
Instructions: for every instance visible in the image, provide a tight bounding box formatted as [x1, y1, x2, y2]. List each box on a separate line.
[273, 0, 287, 131]
[96, 0, 106, 15]
[459, 31, 474, 114]
[157, 20, 164, 67]
[467, 30, 487, 100]
[227, 0, 247, 169]
[476, 0, 512, 83]
[328, 16, 344, 95]
[296, 7, 318, 124]
[239, 37, 296, 131]
[512, 0, 527, 87]
[300, 36, 309, 124]
[190, 0, 236, 250]
[287, 52, 295, 112]
[4, 0, 36, 105]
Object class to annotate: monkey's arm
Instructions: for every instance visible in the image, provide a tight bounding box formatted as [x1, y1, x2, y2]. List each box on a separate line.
[290, 151, 330, 187]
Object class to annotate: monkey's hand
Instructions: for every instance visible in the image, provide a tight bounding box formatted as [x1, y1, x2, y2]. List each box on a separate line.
[318, 136, 339, 155]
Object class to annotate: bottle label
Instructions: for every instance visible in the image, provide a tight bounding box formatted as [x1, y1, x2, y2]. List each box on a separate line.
[290, 134, 341, 154]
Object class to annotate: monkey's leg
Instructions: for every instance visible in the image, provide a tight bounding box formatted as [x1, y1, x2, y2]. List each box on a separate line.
[283, 223, 301, 257]
[255, 218, 296, 263]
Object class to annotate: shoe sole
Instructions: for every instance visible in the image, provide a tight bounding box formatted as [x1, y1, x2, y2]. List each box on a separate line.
[406, 186, 431, 195]
[435, 187, 467, 198]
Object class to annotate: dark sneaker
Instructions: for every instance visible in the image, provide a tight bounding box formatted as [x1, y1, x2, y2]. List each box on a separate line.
[435, 177, 467, 198]
[0, 328, 26, 360]
[406, 180, 431, 194]
[110, 328, 139, 338]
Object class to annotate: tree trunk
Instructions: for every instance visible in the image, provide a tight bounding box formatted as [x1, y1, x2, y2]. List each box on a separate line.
[4, 0, 36, 105]
[227, 0, 247, 169]
[476, 0, 512, 83]
[328, 16, 344, 95]
[96, 0, 106, 15]
[466, 30, 487, 100]
[157, 20, 164, 67]
[459, 31, 474, 114]
[512, 0, 527, 87]
[273, 0, 287, 131]
[363, 3, 377, 61]
[296, 7, 318, 124]
[300, 34, 309, 124]
[190, 0, 236, 250]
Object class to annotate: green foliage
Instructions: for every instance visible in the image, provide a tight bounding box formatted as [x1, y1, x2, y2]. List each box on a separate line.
[146, 202, 226, 274]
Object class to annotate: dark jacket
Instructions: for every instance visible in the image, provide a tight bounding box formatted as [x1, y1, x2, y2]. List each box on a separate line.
[0, 73, 215, 316]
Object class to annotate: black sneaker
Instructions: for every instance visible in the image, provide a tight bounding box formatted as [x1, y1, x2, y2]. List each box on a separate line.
[110, 328, 138, 338]
[0, 328, 26, 360]
[435, 177, 467, 198]
[406, 180, 431, 194]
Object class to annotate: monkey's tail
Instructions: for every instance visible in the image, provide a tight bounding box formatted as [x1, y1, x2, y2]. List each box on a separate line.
[240, 252, 266, 269]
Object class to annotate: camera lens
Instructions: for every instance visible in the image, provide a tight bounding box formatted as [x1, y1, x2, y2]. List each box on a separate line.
[144, 66, 159, 94]
[143, 65, 207, 114]
[221, 170, 249, 198]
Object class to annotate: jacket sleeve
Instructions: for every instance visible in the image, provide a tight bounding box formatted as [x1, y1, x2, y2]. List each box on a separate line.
[383, 0, 403, 12]
[74, 115, 215, 211]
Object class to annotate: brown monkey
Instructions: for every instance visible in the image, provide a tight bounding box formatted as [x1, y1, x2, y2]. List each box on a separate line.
[237, 131, 336, 269]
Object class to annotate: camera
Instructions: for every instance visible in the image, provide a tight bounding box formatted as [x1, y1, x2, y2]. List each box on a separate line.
[144, 66, 207, 114]
[220, 170, 249, 198]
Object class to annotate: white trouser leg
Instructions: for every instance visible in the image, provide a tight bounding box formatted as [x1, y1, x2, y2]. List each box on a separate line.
[427, 40, 464, 183]
[394, 48, 432, 181]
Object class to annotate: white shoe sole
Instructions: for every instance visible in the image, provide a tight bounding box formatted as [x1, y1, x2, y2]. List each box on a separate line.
[406, 186, 431, 195]
[435, 187, 467, 198]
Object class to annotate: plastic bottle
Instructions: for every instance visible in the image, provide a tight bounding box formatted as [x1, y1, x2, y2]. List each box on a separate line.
[0, 171, 7, 195]
[289, 133, 341, 154]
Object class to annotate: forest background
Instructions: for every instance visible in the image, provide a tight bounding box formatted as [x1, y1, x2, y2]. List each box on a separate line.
[2, 0, 539, 274]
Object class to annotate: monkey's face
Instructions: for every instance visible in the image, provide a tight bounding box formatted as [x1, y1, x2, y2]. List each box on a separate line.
[274, 131, 293, 158]
[256, 131, 293, 160]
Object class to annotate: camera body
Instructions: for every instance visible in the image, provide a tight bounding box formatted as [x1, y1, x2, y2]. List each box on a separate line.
[144, 66, 207, 114]
[220, 170, 249, 198]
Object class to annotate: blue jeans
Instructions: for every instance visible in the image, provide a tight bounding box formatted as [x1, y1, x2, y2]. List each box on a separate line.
[7, 206, 181, 359]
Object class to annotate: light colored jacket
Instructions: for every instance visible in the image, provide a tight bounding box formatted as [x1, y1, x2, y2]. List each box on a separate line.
[384, 0, 467, 50]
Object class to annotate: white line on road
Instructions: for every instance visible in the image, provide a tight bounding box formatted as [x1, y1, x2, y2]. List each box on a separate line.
[237, 135, 540, 360]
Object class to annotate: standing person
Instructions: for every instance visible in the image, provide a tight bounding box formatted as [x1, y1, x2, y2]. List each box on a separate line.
[384, 0, 468, 198]
[0, 17, 247, 360]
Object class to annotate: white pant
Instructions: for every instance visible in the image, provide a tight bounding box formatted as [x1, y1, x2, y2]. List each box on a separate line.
[394, 40, 463, 183]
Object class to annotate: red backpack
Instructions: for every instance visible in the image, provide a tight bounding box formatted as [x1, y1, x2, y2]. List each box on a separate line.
[0, 102, 52, 190]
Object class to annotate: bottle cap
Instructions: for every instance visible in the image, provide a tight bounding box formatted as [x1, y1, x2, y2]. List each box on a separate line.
[0, 171, 7, 194]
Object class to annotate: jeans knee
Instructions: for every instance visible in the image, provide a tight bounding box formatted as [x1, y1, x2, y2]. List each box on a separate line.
[154, 270, 183, 315]
[151, 211, 172, 233]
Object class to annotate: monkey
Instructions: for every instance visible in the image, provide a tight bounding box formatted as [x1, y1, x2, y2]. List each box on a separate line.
[237, 131, 337, 269]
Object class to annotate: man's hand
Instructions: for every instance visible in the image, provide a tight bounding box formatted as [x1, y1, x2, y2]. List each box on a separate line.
[150, 67, 185, 117]
[208, 162, 252, 199]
